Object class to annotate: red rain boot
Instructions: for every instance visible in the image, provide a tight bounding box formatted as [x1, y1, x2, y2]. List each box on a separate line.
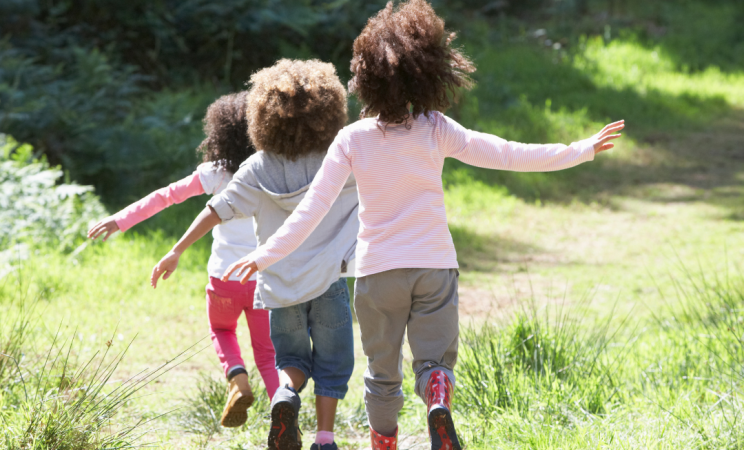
[370, 427, 397, 450]
[425, 370, 461, 450]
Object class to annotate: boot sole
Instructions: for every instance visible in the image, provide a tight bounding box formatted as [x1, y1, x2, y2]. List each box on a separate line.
[428, 406, 462, 450]
[267, 401, 301, 450]
[220, 391, 254, 428]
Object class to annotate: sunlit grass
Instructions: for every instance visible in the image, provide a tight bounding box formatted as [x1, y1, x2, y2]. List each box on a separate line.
[453, 269, 744, 450]
[576, 37, 744, 109]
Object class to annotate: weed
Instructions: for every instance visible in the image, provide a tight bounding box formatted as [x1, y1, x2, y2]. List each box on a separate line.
[179, 368, 270, 447]
[0, 274, 199, 449]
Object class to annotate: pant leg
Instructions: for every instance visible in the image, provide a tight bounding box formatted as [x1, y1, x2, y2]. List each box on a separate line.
[307, 279, 354, 400]
[406, 269, 460, 400]
[243, 296, 280, 399]
[206, 277, 249, 377]
[269, 303, 313, 393]
[354, 269, 412, 436]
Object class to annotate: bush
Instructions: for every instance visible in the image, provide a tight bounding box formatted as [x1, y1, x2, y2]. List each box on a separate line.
[0, 0, 392, 206]
[0, 135, 107, 253]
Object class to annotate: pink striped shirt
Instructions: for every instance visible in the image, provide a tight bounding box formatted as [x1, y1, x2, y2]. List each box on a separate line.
[251, 111, 595, 277]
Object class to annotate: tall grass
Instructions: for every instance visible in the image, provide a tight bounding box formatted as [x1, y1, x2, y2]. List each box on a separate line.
[178, 369, 270, 448]
[456, 295, 630, 420]
[0, 270, 198, 449]
[453, 269, 744, 449]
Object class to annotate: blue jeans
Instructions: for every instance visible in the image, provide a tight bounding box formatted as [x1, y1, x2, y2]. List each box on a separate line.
[269, 279, 354, 399]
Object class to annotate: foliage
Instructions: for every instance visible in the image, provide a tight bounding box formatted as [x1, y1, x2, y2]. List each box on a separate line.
[0, 39, 216, 205]
[0, 136, 107, 252]
[1, 0, 742, 207]
[0, 0, 389, 88]
[0, 0, 389, 205]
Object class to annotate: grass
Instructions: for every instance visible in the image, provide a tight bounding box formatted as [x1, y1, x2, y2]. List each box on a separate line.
[6, 237, 744, 449]
[0, 280, 201, 449]
[452, 269, 744, 449]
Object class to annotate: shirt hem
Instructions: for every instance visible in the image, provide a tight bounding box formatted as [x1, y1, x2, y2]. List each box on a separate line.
[354, 259, 460, 278]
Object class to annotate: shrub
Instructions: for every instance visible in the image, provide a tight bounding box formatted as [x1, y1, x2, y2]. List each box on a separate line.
[0, 135, 107, 253]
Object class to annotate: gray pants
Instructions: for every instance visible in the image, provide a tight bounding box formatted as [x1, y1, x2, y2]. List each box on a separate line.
[354, 268, 459, 436]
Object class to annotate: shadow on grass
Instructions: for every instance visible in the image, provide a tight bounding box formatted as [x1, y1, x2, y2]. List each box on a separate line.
[447, 43, 744, 217]
[623, 0, 744, 75]
[450, 223, 541, 272]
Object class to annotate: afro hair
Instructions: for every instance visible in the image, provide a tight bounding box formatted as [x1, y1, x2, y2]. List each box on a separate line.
[196, 91, 255, 174]
[247, 59, 348, 160]
[349, 0, 476, 124]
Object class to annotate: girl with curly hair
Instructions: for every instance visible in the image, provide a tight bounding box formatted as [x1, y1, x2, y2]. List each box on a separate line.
[87, 92, 280, 428]
[151, 59, 357, 450]
[224, 1, 623, 448]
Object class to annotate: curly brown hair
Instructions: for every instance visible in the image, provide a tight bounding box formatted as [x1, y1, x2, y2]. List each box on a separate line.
[247, 59, 348, 160]
[196, 91, 255, 174]
[349, 0, 476, 124]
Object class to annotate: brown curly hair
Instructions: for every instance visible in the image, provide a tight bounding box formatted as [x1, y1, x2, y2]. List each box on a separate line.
[196, 92, 255, 174]
[349, 0, 476, 124]
[247, 59, 348, 160]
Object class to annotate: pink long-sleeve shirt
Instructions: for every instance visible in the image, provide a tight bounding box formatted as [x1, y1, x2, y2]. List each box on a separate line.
[113, 162, 258, 281]
[113, 172, 206, 232]
[250, 111, 595, 278]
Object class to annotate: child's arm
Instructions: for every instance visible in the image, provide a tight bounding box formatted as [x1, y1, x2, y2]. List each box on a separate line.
[150, 206, 221, 288]
[222, 139, 352, 284]
[88, 172, 205, 241]
[443, 117, 624, 171]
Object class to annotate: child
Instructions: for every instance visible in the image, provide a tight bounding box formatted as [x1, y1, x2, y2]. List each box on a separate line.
[87, 92, 280, 428]
[222, 1, 625, 449]
[150, 59, 357, 450]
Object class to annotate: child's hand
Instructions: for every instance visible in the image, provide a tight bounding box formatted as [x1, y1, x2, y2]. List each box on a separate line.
[591, 120, 625, 154]
[151, 251, 181, 288]
[88, 217, 120, 241]
[222, 257, 258, 284]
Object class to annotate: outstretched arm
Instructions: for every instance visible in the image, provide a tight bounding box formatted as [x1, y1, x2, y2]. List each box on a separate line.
[150, 206, 221, 288]
[222, 139, 352, 284]
[88, 172, 205, 241]
[443, 117, 624, 171]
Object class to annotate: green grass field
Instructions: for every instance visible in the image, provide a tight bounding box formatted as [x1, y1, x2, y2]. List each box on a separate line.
[3, 4, 744, 449]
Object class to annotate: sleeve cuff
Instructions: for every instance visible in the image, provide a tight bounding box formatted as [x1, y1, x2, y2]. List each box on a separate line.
[253, 251, 271, 272]
[207, 195, 236, 222]
[113, 213, 135, 232]
[579, 139, 595, 162]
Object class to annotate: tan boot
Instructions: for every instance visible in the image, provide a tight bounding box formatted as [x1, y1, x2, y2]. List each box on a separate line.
[220, 373, 255, 427]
